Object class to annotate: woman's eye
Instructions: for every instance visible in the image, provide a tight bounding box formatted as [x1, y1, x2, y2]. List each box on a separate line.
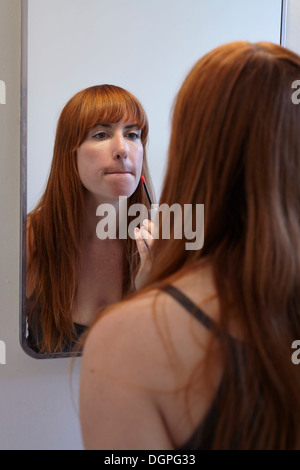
[126, 132, 141, 140]
[93, 132, 108, 139]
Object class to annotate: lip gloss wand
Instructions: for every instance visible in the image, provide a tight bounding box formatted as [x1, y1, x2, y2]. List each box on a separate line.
[141, 175, 152, 206]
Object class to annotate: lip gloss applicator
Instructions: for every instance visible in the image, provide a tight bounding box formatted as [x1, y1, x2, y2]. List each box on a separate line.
[141, 175, 158, 234]
[141, 175, 152, 206]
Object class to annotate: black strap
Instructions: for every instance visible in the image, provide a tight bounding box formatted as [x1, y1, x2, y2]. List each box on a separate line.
[161, 284, 217, 332]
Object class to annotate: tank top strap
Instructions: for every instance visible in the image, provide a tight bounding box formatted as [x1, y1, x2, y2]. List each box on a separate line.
[161, 284, 217, 332]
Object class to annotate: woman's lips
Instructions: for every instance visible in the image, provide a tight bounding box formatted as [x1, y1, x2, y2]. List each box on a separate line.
[105, 171, 133, 175]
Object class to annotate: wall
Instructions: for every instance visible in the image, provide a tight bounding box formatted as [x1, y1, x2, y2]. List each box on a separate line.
[0, 0, 83, 450]
[0, 0, 282, 450]
[27, 0, 283, 210]
[282, 0, 300, 54]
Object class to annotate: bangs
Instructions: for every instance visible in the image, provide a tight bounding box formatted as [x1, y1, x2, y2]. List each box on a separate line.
[78, 85, 148, 142]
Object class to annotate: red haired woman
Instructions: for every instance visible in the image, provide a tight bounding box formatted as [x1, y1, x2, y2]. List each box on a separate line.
[26, 84, 154, 355]
[80, 42, 300, 449]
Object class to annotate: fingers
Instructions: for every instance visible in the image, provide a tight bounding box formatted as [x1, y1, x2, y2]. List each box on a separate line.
[134, 227, 153, 290]
[134, 227, 148, 254]
[134, 218, 156, 262]
[141, 219, 155, 236]
[140, 225, 153, 242]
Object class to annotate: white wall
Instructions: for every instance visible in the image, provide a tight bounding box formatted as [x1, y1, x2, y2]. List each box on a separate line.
[282, 0, 300, 54]
[0, 0, 83, 450]
[0, 0, 282, 451]
[27, 0, 283, 210]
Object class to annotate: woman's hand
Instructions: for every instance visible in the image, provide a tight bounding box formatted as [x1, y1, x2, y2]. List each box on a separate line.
[134, 218, 155, 290]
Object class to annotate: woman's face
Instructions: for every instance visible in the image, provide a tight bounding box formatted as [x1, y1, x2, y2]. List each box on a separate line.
[77, 119, 144, 204]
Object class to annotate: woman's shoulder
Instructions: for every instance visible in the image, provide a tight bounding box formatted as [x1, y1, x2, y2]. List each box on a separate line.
[85, 264, 219, 351]
[82, 277, 219, 388]
[80, 275, 223, 449]
[83, 290, 165, 356]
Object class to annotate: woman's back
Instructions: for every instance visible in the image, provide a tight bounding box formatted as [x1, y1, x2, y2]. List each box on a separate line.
[80, 262, 243, 449]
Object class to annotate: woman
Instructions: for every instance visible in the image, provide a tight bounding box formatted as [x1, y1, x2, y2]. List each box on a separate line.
[26, 84, 154, 354]
[79, 42, 300, 449]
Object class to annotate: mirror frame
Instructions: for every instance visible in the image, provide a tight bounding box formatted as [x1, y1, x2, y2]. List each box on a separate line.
[280, 0, 287, 46]
[20, 0, 78, 358]
[20, 0, 287, 359]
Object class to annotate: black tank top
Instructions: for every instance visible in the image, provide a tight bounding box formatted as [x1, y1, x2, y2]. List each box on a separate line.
[26, 320, 87, 354]
[25, 297, 88, 354]
[161, 285, 241, 450]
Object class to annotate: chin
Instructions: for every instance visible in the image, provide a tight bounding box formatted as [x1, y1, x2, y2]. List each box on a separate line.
[112, 182, 139, 200]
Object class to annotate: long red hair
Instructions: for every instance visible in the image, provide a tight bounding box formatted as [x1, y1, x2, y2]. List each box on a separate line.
[27, 84, 154, 353]
[137, 42, 300, 448]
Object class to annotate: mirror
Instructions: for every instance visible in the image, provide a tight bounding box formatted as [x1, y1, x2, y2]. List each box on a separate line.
[21, 0, 283, 358]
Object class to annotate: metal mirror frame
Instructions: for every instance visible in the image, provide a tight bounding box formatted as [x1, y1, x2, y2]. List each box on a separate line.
[20, 0, 77, 358]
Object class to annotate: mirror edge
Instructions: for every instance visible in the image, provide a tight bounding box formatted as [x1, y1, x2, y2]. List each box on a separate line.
[280, 0, 287, 46]
[19, 0, 81, 359]
[20, 0, 29, 357]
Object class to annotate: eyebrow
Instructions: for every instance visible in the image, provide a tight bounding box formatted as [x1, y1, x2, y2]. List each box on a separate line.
[100, 123, 139, 129]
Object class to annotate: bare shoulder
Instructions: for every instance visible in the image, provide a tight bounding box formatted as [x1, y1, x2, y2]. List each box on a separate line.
[80, 274, 222, 449]
[80, 290, 177, 449]
[82, 273, 219, 387]
[81, 279, 221, 405]
[81, 291, 173, 384]
[80, 286, 222, 450]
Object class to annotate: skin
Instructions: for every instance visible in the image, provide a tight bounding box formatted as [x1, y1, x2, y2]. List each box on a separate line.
[27, 119, 144, 328]
[79, 260, 224, 450]
[133, 219, 154, 290]
[77, 119, 233, 449]
[79, 217, 228, 449]
[72, 119, 144, 326]
[77, 120, 143, 207]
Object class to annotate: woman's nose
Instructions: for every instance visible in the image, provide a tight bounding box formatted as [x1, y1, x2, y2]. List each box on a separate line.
[113, 134, 128, 160]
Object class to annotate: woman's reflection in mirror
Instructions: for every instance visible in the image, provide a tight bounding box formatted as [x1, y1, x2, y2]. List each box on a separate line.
[26, 84, 154, 354]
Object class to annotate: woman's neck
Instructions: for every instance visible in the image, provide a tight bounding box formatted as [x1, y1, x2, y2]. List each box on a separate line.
[82, 191, 125, 243]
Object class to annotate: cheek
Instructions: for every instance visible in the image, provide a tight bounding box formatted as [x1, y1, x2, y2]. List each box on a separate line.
[77, 146, 102, 176]
[134, 148, 144, 175]
[77, 153, 88, 183]
[77, 148, 96, 187]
